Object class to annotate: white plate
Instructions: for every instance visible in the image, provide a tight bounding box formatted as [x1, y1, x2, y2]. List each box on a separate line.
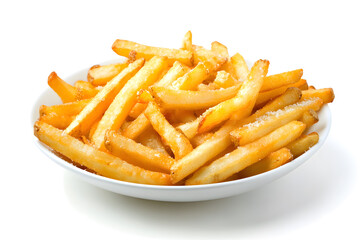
[31, 62, 332, 202]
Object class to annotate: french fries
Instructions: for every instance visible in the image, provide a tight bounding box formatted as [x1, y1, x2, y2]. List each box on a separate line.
[35, 31, 334, 186]
[112, 39, 193, 66]
[34, 121, 171, 185]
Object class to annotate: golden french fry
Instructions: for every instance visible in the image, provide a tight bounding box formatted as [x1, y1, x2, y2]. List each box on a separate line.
[190, 132, 214, 147]
[300, 109, 319, 130]
[48, 72, 77, 103]
[255, 79, 308, 107]
[171, 62, 209, 90]
[287, 132, 319, 158]
[181, 31, 192, 51]
[128, 102, 148, 119]
[121, 112, 150, 139]
[39, 114, 75, 130]
[105, 130, 175, 173]
[198, 59, 269, 133]
[301, 88, 335, 104]
[186, 121, 306, 185]
[64, 59, 145, 137]
[112, 39, 193, 66]
[230, 98, 323, 146]
[171, 87, 303, 183]
[91, 56, 168, 149]
[213, 70, 237, 88]
[136, 128, 170, 157]
[74, 80, 99, 99]
[39, 98, 91, 117]
[221, 53, 249, 81]
[88, 62, 129, 86]
[144, 101, 193, 159]
[261, 69, 303, 92]
[151, 84, 241, 110]
[34, 121, 171, 185]
[211, 41, 229, 59]
[155, 61, 190, 87]
[233, 148, 293, 179]
[192, 45, 227, 71]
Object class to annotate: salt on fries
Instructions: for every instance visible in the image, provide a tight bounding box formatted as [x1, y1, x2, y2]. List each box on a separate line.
[35, 31, 334, 185]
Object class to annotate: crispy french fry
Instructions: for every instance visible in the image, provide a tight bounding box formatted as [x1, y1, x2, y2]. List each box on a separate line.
[221, 53, 249, 81]
[64, 59, 145, 137]
[211, 41, 229, 59]
[192, 45, 227, 71]
[261, 69, 303, 92]
[186, 121, 306, 185]
[128, 102, 148, 119]
[112, 39, 193, 66]
[165, 110, 197, 124]
[301, 88, 335, 104]
[39, 114, 75, 130]
[91, 57, 168, 149]
[230, 97, 323, 146]
[171, 62, 209, 90]
[234, 148, 293, 179]
[197, 82, 218, 91]
[197, 59, 269, 133]
[144, 101, 193, 159]
[121, 112, 150, 139]
[255, 79, 308, 107]
[151, 84, 241, 110]
[74, 80, 99, 99]
[39, 98, 91, 117]
[105, 130, 175, 173]
[155, 61, 190, 87]
[88, 62, 129, 86]
[190, 132, 214, 147]
[171, 87, 303, 183]
[34, 121, 171, 185]
[136, 128, 170, 156]
[48, 72, 77, 103]
[181, 31, 192, 51]
[287, 132, 319, 158]
[213, 70, 237, 88]
[300, 109, 319, 130]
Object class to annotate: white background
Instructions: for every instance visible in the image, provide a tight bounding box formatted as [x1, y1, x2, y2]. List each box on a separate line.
[1, 0, 359, 239]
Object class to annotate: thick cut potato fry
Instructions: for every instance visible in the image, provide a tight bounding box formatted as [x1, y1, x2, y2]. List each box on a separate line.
[221, 53, 249, 81]
[105, 130, 175, 173]
[88, 62, 129, 86]
[128, 102, 148, 119]
[64, 59, 145, 137]
[144, 101, 193, 159]
[300, 109, 319, 130]
[230, 98, 323, 146]
[287, 132, 319, 158]
[198, 59, 269, 133]
[186, 121, 306, 185]
[234, 148, 293, 179]
[171, 87, 303, 183]
[255, 79, 308, 107]
[34, 121, 171, 185]
[40, 98, 91, 117]
[301, 88, 335, 104]
[136, 128, 170, 156]
[39, 114, 75, 130]
[171, 62, 209, 90]
[151, 84, 241, 110]
[155, 61, 190, 87]
[211, 41, 229, 59]
[74, 80, 99, 99]
[112, 39, 193, 66]
[192, 45, 227, 71]
[181, 31, 192, 51]
[190, 132, 214, 147]
[91, 57, 168, 149]
[121, 113, 150, 139]
[261, 69, 303, 92]
[48, 72, 78, 103]
[213, 70, 237, 88]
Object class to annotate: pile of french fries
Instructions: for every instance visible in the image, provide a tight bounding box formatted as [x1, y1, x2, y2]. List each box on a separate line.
[34, 31, 335, 186]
